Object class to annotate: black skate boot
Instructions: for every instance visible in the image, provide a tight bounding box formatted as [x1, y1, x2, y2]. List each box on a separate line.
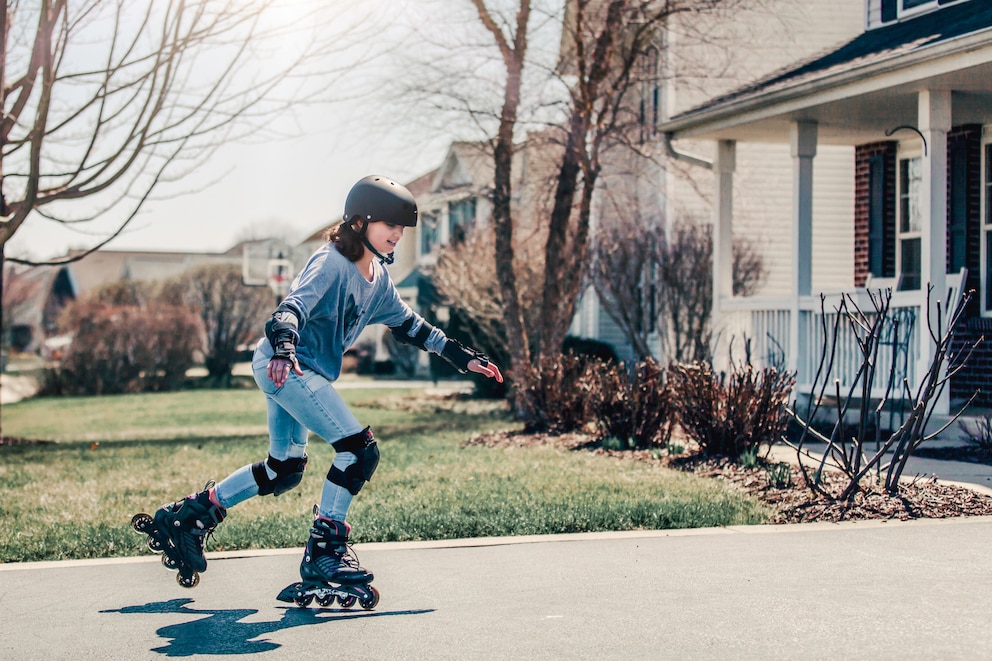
[131, 481, 226, 588]
[276, 506, 379, 609]
[300, 513, 372, 585]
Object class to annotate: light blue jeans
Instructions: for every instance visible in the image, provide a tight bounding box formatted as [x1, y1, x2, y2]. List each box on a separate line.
[213, 341, 363, 521]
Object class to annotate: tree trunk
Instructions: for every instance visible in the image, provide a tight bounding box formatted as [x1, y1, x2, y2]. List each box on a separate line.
[477, 0, 536, 419]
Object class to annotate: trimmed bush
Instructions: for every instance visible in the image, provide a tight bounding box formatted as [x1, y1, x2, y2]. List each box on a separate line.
[44, 301, 200, 395]
[520, 351, 610, 433]
[592, 358, 674, 448]
[669, 360, 795, 458]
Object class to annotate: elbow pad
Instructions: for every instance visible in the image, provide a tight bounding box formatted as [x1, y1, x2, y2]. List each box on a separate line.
[265, 303, 301, 358]
[389, 317, 435, 351]
[440, 337, 489, 374]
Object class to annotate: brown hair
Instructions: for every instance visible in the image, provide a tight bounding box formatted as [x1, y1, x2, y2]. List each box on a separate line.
[324, 220, 364, 262]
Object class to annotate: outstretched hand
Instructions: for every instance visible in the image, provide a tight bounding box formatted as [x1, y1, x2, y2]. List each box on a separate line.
[468, 358, 503, 383]
[267, 356, 303, 388]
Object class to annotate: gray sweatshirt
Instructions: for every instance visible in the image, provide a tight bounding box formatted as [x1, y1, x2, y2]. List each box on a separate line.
[256, 242, 447, 381]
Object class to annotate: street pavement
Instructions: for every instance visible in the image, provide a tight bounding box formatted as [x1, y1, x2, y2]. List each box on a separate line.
[3, 516, 992, 660]
[4, 376, 992, 659]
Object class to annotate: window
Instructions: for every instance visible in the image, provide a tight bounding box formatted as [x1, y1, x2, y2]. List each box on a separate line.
[420, 212, 440, 256]
[448, 198, 476, 244]
[638, 45, 661, 143]
[881, 0, 949, 23]
[897, 156, 922, 290]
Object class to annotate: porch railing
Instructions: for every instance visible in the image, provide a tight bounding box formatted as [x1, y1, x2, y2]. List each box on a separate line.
[717, 292, 923, 400]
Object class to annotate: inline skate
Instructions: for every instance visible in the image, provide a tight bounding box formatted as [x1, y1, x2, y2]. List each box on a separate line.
[131, 481, 227, 588]
[277, 506, 379, 609]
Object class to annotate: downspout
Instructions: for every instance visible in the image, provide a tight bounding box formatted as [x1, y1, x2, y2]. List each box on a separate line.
[663, 132, 713, 170]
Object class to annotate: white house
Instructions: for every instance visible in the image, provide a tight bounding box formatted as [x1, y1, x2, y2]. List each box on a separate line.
[660, 0, 992, 411]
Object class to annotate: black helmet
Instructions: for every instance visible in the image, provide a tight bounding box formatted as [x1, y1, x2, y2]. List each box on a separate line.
[343, 175, 418, 228]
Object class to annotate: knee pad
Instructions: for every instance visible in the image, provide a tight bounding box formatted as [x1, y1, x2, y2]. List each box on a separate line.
[327, 426, 380, 496]
[252, 454, 308, 497]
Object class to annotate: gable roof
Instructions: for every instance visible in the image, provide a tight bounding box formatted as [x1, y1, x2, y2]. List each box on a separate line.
[662, 0, 992, 141]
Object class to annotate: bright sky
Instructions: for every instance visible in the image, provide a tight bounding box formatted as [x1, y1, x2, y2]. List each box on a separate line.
[7, 1, 487, 262]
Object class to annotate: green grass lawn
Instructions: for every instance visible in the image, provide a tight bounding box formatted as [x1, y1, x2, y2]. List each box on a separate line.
[0, 387, 770, 563]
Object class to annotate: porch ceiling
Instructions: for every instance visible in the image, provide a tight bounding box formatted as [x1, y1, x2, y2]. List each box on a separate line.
[661, 2, 992, 146]
[666, 59, 992, 146]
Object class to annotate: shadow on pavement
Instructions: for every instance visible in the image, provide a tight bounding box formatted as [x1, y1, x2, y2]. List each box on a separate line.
[101, 598, 434, 656]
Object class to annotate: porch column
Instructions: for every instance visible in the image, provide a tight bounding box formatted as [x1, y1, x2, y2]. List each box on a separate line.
[918, 89, 951, 414]
[789, 121, 817, 375]
[711, 140, 735, 353]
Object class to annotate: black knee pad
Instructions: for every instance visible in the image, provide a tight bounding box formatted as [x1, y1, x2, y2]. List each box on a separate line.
[252, 454, 308, 496]
[327, 426, 380, 496]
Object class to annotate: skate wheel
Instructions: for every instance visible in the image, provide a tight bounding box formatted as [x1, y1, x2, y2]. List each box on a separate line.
[338, 595, 357, 609]
[177, 571, 200, 589]
[147, 537, 164, 552]
[131, 513, 153, 534]
[294, 594, 314, 608]
[161, 554, 179, 570]
[316, 594, 336, 607]
[360, 586, 380, 611]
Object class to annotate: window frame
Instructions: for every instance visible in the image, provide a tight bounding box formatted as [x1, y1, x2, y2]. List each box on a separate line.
[418, 210, 441, 259]
[896, 148, 924, 291]
[899, 0, 937, 18]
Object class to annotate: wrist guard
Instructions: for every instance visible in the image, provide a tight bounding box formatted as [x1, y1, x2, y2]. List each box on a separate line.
[440, 337, 489, 374]
[265, 304, 300, 361]
[389, 316, 435, 351]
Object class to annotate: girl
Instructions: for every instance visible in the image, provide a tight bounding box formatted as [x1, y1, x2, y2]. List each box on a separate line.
[134, 175, 502, 600]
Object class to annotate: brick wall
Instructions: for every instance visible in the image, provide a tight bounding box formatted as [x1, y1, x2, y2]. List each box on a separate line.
[854, 131, 988, 404]
[853, 141, 896, 286]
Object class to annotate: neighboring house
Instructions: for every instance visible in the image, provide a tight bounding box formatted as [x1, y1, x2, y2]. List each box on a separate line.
[5, 242, 271, 352]
[4, 264, 74, 354]
[660, 0, 992, 411]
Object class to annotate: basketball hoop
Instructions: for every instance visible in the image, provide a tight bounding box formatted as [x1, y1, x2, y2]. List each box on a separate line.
[267, 259, 294, 296]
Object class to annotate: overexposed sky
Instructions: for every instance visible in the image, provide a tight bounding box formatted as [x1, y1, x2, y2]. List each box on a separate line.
[6, 1, 497, 262]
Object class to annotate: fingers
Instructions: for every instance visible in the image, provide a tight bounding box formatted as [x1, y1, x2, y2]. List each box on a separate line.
[469, 359, 504, 383]
[267, 357, 301, 387]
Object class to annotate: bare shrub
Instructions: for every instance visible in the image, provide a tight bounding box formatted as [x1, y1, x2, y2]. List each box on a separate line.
[958, 415, 992, 459]
[592, 359, 674, 449]
[159, 265, 273, 385]
[518, 352, 611, 434]
[787, 288, 982, 498]
[46, 301, 199, 395]
[670, 360, 795, 458]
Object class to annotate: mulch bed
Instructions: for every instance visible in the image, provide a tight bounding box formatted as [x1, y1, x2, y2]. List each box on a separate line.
[463, 429, 992, 524]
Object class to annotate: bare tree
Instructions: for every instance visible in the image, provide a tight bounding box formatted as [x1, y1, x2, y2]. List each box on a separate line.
[590, 214, 765, 365]
[0, 1, 358, 267]
[0, 0, 373, 435]
[589, 217, 662, 361]
[159, 264, 272, 386]
[462, 0, 750, 423]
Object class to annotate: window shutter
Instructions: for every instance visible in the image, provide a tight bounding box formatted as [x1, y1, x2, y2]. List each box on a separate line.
[881, 0, 897, 23]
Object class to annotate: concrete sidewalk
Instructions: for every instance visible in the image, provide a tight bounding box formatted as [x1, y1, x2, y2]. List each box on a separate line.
[3, 517, 992, 660]
[767, 440, 992, 495]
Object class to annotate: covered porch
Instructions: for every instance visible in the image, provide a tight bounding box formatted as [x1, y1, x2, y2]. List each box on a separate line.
[660, 6, 992, 415]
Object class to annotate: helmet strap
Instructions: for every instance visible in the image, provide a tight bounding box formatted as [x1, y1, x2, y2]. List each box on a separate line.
[352, 218, 394, 265]
[362, 237, 395, 265]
